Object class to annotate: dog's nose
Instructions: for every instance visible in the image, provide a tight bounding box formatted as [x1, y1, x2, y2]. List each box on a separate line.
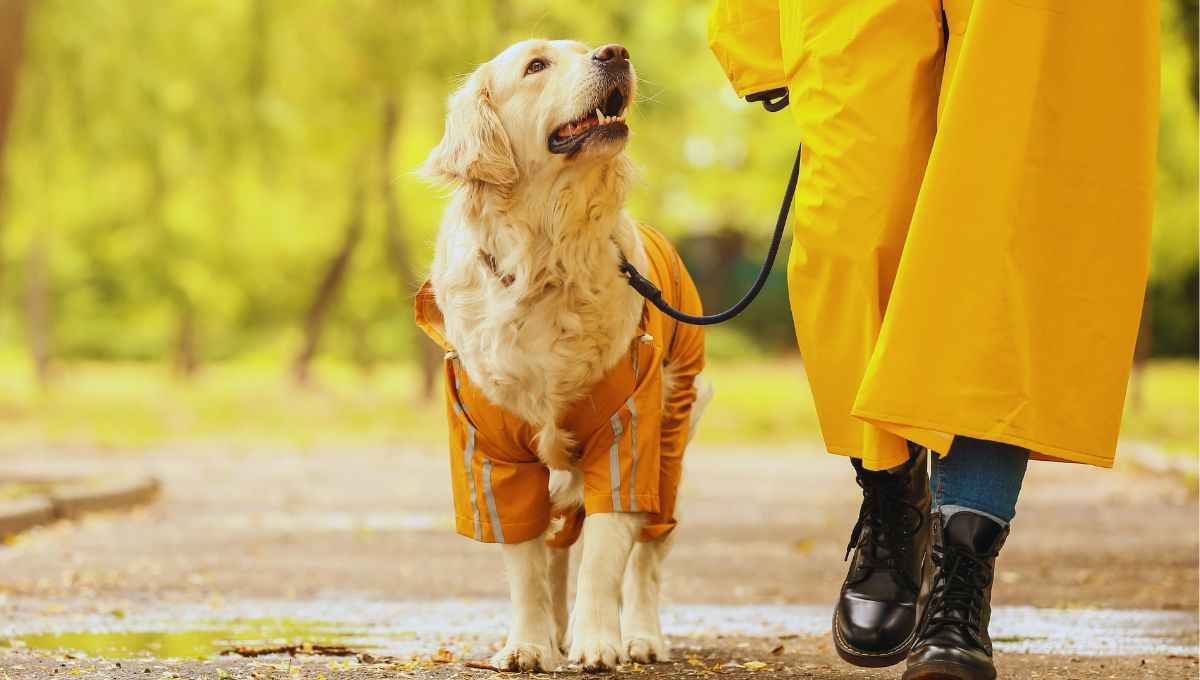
[593, 44, 630, 65]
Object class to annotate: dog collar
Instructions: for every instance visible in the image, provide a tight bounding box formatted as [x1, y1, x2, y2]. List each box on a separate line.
[478, 249, 515, 288]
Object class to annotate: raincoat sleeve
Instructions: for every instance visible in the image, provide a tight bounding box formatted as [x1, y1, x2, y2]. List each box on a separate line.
[706, 0, 786, 98]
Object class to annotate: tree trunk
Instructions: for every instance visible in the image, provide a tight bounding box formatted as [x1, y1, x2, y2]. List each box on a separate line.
[350, 315, 375, 377]
[291, 170, 366, 387]
[379, 94, 439, 398]
[247, 0, 276, 179]
[1179, 0, 1198, 104]
[0, 0, 28, 166]
[174, 302, 199, 379]
[25, 230, 49, 385]
[0, 0, 29, 321]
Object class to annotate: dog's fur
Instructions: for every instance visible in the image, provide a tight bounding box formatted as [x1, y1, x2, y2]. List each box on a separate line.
[423, 39, 706, 672]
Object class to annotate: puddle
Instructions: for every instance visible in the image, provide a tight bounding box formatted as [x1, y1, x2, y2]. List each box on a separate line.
[3, 620, 364, 659]
[2, 599, 1196, 660]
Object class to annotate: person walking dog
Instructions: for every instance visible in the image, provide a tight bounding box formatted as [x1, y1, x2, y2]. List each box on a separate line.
[706, 1, 1160, 678]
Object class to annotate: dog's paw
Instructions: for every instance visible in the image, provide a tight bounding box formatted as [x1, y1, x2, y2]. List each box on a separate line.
[569, 632, 626, 673]
[491, 642, 559, 672]
[624, 635, 668, 664]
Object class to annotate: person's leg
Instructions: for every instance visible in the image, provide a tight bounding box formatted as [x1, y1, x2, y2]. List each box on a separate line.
[905, 436, 1029, 680]
[835, 442, 932, 667]
[929, 436, 1030, 523]
[782, 0, 945, 472]
[778, 0, 945, 665]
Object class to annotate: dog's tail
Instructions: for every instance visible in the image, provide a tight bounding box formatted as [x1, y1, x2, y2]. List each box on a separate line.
[687, 373, 714, 445]
[535, 424, 576, 471]
[549, 468, 584, 513]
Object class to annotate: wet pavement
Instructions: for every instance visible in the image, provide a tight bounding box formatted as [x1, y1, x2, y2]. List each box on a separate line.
[0, 444, 1196, 678]
[3, 599, 1197, 659]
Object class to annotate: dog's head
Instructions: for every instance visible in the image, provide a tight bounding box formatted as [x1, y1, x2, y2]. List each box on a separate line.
[424, 39, 635, 189]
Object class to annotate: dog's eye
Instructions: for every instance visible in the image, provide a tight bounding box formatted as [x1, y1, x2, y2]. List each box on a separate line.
[524, 58, 548, 75]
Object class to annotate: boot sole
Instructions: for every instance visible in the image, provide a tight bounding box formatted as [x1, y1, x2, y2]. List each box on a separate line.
[831, 610, 912, 668]
[902, 660, 997, 680]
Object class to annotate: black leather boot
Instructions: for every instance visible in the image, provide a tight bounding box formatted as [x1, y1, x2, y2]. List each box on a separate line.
[833, 443, 930, 667]
[902, 509, 1010, 680]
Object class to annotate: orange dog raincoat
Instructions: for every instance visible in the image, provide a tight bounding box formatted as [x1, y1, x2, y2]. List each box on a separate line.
[416, 224, 705, 546]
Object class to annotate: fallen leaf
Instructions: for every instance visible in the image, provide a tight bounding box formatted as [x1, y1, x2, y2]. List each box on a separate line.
[769, 645, 784, 656]
[431, 648, 455, 663]
[743, 661, 768, 670]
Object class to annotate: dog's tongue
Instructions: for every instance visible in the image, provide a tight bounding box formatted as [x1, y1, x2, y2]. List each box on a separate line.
[557, 115, 599, 138]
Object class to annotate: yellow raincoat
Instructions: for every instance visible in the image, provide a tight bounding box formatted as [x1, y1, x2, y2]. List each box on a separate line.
[708, 0, 1160, 470]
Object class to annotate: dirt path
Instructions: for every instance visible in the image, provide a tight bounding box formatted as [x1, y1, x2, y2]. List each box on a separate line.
[0, 444, 1196, 679]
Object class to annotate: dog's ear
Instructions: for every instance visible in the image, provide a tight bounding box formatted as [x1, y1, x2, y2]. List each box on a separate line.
[423, 68, 519, 187]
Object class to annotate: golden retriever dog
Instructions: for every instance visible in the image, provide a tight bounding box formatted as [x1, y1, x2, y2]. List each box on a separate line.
[420, 39, 708, 673]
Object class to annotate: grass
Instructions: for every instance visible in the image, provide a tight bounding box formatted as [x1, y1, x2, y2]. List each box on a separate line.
[694, 356, 820, 445]
[0, 356, 1192, 459]
[1121, 359, 1198, 459]
[0, 358, 449, 450]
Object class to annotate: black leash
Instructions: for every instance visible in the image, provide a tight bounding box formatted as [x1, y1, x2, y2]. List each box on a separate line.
[620, 89, 796, 326]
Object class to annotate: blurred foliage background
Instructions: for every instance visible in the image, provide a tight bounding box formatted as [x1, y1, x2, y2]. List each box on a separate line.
[0, 0, 1194, 455]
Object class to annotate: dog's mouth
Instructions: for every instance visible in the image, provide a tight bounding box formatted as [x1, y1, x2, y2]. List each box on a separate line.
[547, 86, 629, 155]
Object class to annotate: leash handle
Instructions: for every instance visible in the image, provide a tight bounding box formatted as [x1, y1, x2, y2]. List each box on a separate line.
[745, 87, 790, 112]
[620, 143, 802, 326]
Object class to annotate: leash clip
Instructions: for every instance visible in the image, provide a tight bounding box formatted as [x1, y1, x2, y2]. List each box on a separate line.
[619, 255, 664, 302]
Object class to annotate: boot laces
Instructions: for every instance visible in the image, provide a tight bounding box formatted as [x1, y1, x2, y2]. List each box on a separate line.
[844, 467, 924, 589]
[925, 540, 998, 643]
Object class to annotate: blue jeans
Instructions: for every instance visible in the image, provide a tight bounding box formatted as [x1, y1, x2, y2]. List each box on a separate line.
[928, 436, 1030, 523]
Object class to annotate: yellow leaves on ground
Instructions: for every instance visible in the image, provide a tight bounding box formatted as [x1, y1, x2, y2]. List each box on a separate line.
[431, 647, 455, 663]
[684, 653, 774, 672]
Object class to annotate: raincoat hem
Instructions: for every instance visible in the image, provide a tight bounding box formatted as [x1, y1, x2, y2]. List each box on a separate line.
[584, 493, 661, 515]
[825, 444, 860, 458]
[455, 514, 548, 545]
[851, 408, 1116, 469]
[640, 521, 677, 542]
[825, 442, 910, 471]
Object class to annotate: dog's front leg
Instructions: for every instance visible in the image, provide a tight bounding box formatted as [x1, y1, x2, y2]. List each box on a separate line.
[569, 512, 645, 672]
[621, 533, 673, 663]
[549, 545, 571, 650]
[492, 537, 561, 672]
